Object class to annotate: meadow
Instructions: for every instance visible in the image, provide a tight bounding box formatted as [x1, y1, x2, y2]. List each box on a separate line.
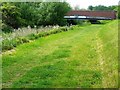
[2, 20, 118, 88]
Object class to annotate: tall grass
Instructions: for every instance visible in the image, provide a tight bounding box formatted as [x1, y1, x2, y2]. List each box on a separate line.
[1, 25, 74, 52]
[2, 25, 55, 40]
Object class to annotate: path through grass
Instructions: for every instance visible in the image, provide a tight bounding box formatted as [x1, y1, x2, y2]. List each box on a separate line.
[2, 20, 118, 88]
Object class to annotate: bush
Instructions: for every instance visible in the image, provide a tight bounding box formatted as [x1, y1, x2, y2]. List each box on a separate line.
[48, 29, 57, 34]
[12, 38, 18, 47]
[76, 20, 85, 25]
[17, 37, 30, 43]
[2, 25, 74, 51]
[2, 39, 14, 51]
[69, 26, 74, 30]
[38, 33, 44, 37]
[61, 27, 69, 31]
[2, 23, 13, 33]
[2, 37, 30, 51]
[27, 34, 39, 40]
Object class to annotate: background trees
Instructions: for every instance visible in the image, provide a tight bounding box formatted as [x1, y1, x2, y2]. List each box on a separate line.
[114, 5, 120, 19]
[88, 5, 94, 11]
[88, 5, 117, 11]
[36, 2, 71, 26]
[14, 2, 40, 27]
[1, 2, 22, 31]
[1, 2, 71, 32]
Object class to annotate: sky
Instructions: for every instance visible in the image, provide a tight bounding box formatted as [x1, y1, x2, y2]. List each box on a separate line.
[66, 0, 120, 9]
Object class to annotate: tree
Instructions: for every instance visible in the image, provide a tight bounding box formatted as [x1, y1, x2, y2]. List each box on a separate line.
[14, 2, 41, 27]
[36, 2, 71, 26]
[1, 2, 22, 29]
[93, 5, 109, 11]
[88, 5, 93, 11]
[108, 6, 116, 10]
[114, 5, 120, 19]
[88, 5, 117, 11]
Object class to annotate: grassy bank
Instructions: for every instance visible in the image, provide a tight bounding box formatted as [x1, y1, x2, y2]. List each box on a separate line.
[2, 20, 118, 88]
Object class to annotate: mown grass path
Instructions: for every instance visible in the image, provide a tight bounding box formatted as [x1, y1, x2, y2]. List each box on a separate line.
[2, 20, 118, 88]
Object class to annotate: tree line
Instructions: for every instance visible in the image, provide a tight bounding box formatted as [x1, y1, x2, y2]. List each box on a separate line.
[1, 2, 71, 32]
[88, 5, 117, 11]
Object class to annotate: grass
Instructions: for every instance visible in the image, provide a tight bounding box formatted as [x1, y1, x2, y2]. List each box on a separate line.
[2, 20, 118, 88]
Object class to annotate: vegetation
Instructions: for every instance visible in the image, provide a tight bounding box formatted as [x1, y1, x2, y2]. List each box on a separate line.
[2, 26, 73, 51]
[1, 2, 71, 32]
[2, 20, 118, 88]
[88, 5, 117, 11]
[1, 1, 119, 88]
[115, 5, 120, 19]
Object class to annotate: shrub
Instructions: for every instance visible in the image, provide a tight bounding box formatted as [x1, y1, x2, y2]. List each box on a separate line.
[15, 38, 23, 45]
[2, 23, 13, 33]
[2, 25, 73, 51]
[56, 28, 63, 33]
[2, 37, 30, 51]
[43, 32, 49, 36]
[27, 34, 38, 40]
[21, 37, 29, 43]
[38, 33, 44, 37]
[69, 26, 74, 30]
[11, 38, 18, 47]
[60, 27, 68, 32]
[47, 30, 55, 34]
[2, 39, 14, 51]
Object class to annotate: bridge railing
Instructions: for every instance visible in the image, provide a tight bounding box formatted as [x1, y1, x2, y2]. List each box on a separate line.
[64, 15, 112, 20]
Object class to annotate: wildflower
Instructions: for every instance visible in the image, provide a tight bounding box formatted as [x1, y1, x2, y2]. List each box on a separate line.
[27, 25, 31, 29]
[34, 25, 37, 28]
[13, 29, 16, 32]
[18, 28, 21, 31]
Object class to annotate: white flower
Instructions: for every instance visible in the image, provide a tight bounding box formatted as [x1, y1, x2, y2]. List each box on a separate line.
[27, 25, 31, 29]
[34, 25, 37, 28]
[18, 28, 21, 31]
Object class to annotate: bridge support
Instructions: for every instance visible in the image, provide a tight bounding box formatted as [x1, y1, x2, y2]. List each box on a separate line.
[67, 20, 77, 25]
[89, 20, 101, 24]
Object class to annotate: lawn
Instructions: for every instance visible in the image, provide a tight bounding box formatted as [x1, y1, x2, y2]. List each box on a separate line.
[2, 20, 118, 88]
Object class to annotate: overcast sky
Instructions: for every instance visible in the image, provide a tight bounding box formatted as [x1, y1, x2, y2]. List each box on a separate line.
[66, 0, 120, 9]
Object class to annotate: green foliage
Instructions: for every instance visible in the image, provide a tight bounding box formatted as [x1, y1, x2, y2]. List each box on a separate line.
[115, 5, 120, 19]
[2, 26, 70, 51]
[27, 33, 39, 40]
[36, 2, 71, 26]
[1, 23, 13, 33]
[2, 39, 14, 51]
[88, 5, 94, 11]
[1, 3, 22, 29]
[2, 37, 30, 51]
[17, 37, 30, 44]
[1, 2, 71, 33]
[88, 5, 117, 11]
[14, 2, 40, 27]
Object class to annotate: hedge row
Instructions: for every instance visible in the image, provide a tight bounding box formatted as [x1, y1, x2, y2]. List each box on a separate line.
[2, 26, 74, 51]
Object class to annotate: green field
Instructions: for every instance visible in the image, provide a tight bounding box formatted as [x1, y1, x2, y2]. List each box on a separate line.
[2, 20, 118, 88]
